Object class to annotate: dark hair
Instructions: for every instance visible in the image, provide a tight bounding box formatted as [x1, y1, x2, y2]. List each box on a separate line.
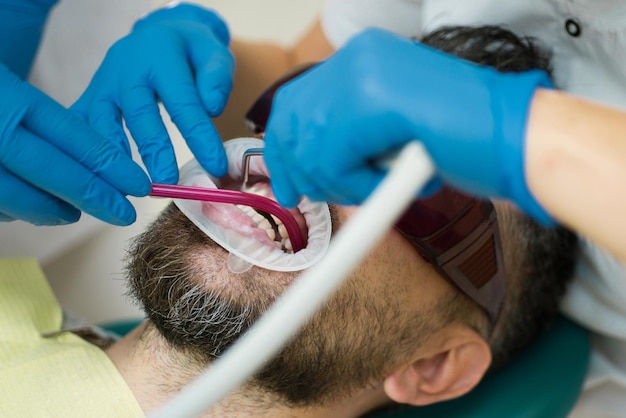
[420, 26, 575, 369]
[490, 211, 577, 369]
[420, 25, 553, 77]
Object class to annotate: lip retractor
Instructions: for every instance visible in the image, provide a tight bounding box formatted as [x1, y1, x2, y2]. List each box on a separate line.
[159, 137, 332, 272]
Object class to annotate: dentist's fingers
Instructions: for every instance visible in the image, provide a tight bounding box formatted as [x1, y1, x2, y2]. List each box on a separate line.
[23, 87, 151, 198]
[185, 27, 235, 117]
[279, 126, 383, 205]
[0, 165, 80, 225]
[263, 125, 301, 209]
[74, 96, 132, 157]
[314, 163, 385, 205]
[120, 85, 178, 184]
[1, 127, 137, 225]
[154, 46, 229, 178]
[71, 3, 235, 188]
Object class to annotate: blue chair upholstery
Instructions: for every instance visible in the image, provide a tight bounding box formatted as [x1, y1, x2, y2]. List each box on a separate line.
[100, 318, 143, 339]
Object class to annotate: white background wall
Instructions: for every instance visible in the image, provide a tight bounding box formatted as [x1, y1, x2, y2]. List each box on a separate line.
[0, 0, 325, 324]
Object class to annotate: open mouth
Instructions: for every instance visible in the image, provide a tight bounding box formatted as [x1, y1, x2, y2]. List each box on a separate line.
[174, 137, 331, 272]
[202, 177, 308, 253]
[238, 182, 304, 252]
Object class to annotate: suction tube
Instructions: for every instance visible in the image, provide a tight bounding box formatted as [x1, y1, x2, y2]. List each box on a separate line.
[149, 141, 435, 418]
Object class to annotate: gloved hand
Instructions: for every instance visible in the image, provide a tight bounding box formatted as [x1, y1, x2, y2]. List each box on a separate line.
[263, 28, 554, 224]
[0, 63, 150, 225]
[0, 0, 59, 78]
[72, 2, 235, 184]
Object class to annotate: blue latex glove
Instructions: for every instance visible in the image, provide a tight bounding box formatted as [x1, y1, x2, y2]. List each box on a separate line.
[72, 2, 234, 184]
[0, 63, 150, 225]
[0, 0, 59, 78]
[263, 28, 554, 224]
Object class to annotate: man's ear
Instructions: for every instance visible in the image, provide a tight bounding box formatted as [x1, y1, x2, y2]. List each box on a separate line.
[383, 325, 491, 406]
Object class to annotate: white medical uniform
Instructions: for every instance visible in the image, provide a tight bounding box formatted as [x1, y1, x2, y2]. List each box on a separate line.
[321, 1, 626, 417]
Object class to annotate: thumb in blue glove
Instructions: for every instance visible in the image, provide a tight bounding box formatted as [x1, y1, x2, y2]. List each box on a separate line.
[72, 2, 235, 185]
[263, 28, 553, 224]
[0, 63, 150, 226]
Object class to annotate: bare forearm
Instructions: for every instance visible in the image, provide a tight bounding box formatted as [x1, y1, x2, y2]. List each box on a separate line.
[214, 20, 334, 139]
[526, 89, 626, 261]
[212, 39, 294, 139]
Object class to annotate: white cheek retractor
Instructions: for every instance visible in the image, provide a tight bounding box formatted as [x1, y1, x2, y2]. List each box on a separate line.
[174, 137, 332, 272]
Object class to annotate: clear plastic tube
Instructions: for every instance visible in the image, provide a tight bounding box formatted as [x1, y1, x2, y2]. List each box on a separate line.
[150, 183, 305, 252]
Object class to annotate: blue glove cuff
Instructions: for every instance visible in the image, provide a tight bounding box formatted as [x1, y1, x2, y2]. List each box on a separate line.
[495, 69, 555, 225]
[133, 2, 230, 46]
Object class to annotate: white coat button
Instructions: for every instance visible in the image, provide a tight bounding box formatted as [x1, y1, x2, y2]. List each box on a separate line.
[565, 18, 581, 37]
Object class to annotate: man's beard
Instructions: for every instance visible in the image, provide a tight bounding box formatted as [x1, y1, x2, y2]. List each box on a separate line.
[126, 203, 282, 360]
[126, 203, 439, 407]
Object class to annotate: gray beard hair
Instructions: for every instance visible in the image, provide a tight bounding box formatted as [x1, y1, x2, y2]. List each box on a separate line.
[168, 279, 254, 357]
[133, 258, 261, 361]
[125, 204, 440, 407]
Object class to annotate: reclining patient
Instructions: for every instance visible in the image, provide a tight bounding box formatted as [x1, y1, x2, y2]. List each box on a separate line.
[0, 26, 578, 417]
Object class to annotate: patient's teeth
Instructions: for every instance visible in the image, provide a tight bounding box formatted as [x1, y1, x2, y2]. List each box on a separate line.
[245, 184, 259, 194]
[237, 205, 255, 216]
[258, 218, 271, 230]
[237, 182, 301, 253]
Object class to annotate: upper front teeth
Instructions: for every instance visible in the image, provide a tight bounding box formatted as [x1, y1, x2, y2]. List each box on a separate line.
[244, 183, 269, 197]
[240, 183, 298, 253]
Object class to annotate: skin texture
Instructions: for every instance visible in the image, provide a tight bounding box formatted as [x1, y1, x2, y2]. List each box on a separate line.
[118, 203, 467, 414]
[212, 21, 334, 140]
[526, 89, 626, 262]
[107, 194, 576, 417]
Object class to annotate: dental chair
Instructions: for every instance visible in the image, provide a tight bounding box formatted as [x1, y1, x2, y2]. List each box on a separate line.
[102, 314, 589, 418]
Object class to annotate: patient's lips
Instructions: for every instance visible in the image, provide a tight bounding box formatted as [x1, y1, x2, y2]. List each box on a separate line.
[174, 137, 332, 271]
[199, 180, 308, 253]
